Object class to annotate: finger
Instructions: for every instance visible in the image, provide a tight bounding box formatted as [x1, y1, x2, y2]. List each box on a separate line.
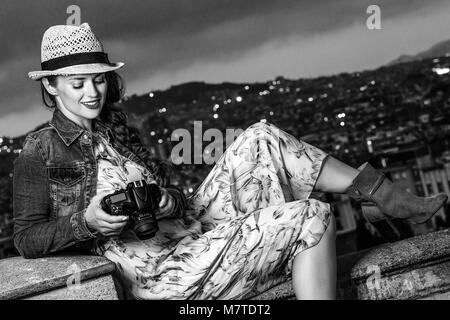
[158, 197, 174, 215]
[164, 196, 174, 210]
[97, 209, 129, 224]
[159, 190, 168, 208]
[100, 221, 128, 232]
[102, 230, 122, 237]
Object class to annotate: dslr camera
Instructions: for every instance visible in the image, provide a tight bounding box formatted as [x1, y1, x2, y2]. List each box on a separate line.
[101, 180, 162, 239]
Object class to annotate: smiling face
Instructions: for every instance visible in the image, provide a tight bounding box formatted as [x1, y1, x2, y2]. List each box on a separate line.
[43, 73, 108, 130]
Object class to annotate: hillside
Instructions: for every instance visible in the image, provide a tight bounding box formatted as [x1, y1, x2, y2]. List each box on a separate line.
[387, 39, 450, 66]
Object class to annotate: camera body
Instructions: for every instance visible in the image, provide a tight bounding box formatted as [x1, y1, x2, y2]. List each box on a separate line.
[101, 180, 161, 239]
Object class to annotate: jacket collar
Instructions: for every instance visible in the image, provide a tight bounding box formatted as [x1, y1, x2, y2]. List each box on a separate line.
[49, 108, 113, 146]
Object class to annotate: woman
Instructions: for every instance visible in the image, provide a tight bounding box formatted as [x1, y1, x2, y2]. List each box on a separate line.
[14, 23, 447, 300]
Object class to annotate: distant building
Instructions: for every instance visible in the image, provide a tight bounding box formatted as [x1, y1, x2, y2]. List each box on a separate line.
[418, 164, 450, 228]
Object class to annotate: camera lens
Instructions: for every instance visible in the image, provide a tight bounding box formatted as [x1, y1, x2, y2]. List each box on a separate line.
[132, 214, 159, 239]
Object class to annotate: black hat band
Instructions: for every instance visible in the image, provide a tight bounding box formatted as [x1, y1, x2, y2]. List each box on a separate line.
[41, 52, 110, 71]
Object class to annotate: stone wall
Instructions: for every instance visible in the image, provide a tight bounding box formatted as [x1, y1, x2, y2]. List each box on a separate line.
[2, 228, 450, 300]
[249, 228, 450, 300]
[0, 254, 119, 300]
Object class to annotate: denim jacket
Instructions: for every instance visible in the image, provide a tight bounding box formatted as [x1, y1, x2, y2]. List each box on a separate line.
[13, 108, 186, 258]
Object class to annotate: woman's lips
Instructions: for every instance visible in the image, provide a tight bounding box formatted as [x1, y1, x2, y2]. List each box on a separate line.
[81, 100, 101, 109]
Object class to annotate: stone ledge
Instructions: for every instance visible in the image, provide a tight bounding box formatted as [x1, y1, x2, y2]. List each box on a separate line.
[249, 228, 450, 300]
[3, 228, 450, 300]
[0, 254, 117, 300]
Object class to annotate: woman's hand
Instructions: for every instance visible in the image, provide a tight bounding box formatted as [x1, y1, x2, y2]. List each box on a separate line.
[84, 192, 129, 237]
[155, 187, 175, 218]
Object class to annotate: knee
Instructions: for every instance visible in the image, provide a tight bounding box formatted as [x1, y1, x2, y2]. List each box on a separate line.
[246, 121, 276, 132]
[300, 198, 334, 231]
[243, 121, 281, 143]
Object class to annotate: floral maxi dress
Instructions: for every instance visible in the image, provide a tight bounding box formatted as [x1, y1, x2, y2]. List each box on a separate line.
[92, 121, 332, 299]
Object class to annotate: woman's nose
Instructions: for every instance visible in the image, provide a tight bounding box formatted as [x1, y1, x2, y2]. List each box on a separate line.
[85, 81, 100, 98]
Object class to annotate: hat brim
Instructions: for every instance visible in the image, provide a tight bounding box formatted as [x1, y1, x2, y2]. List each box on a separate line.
[28, 62, 125, 80]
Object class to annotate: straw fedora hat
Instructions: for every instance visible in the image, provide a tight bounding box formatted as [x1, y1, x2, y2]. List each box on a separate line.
[28, 22, 124, 80]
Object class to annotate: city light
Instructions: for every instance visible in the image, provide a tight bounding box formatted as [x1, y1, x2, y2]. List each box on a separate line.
[1, 50, 450, 261]
[432, 67, 450, 76]
[367, 140, 373, 153]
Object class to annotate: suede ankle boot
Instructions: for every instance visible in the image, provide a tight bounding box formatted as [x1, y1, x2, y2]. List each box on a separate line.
[346, 162, 448, 225]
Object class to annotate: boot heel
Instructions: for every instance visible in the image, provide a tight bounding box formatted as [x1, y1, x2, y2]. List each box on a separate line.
[361, 202, 401, 241]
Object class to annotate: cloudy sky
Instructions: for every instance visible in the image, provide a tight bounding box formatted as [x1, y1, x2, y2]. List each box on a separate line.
[1, 0, 450, 137]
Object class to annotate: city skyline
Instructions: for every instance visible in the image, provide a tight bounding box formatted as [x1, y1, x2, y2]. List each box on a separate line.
[1, 0, 450, 136]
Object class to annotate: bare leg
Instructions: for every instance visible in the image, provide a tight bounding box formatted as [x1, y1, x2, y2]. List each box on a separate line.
[292, 214, 337, 300]
[315, 156, 360, 193]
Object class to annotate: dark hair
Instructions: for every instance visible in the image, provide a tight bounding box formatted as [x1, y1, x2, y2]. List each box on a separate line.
[40, 71, 123, 109]
[40, 71, 172, 186]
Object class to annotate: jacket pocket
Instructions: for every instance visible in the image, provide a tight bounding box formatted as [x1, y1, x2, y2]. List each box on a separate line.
[48, 166, 85, 214]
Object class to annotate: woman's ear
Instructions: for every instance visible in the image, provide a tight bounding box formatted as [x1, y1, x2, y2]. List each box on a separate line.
[42, 78, 58, 96]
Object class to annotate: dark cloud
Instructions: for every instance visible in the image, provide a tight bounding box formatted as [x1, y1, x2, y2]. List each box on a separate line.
[0, 0, 449, 135]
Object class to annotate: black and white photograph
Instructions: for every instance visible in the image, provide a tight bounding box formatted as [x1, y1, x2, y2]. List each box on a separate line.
[1, 0, 450, 306]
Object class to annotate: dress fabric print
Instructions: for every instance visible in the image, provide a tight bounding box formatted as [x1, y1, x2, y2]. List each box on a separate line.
[92, 122, 331, 300]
